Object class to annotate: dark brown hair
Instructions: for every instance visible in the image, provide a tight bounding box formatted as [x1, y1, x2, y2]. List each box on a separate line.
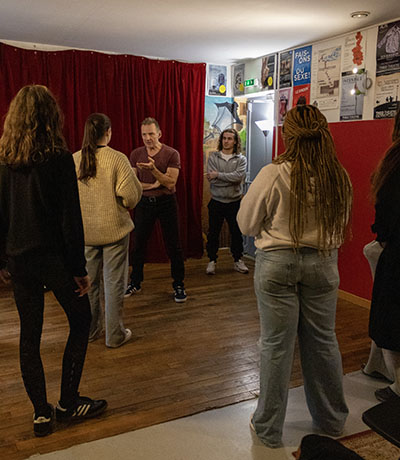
[275, 104, 353, 249]
[217, 128, 241, 154]
[78, 113, 111, 181]
[0, 85, 67, 166]
[371, 109, 400, 201]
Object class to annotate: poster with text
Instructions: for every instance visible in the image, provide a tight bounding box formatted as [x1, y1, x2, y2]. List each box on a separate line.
[278, 88, 292, 124]
[232, 64, 245, 96]
[340, 72, 365, 120]
[374, 73, 400, 119]
[342, 31, 366, 73]
[208, 65, 227, 96]
[376, 20, 400, 76]
[293, 84, 310, 105]
[311, 46, 341, 110]
[293, 46, 312, 86]
[279, 51, 293, 88]
[261, 54, 276, 90]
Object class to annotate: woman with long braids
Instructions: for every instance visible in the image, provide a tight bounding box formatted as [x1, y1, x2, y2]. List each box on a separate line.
[74, 113, 142, 348]
[0, 85, 107, 437]
[369, 109, 400, 402]
[238, 104, 352, 448]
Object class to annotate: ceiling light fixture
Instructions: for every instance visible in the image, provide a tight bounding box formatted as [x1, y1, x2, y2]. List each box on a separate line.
[350, 11, 370, 19]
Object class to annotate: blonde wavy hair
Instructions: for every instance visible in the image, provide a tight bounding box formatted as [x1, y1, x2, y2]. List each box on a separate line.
[275, 104, 352, 249]
[0, 85, 67, 166]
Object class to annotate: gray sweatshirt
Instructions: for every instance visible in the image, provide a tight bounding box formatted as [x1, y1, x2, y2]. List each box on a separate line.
[207, 151, 246, 203]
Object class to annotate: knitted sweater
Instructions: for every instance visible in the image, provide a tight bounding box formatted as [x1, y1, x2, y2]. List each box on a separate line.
[237, 162, 345, 251]
[74, 146, 142, 246]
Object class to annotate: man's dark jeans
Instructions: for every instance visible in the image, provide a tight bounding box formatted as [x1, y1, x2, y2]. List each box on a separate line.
[130, 194, 185, 287]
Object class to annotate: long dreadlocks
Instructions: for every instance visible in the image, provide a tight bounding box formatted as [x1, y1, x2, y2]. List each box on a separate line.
[274, 104, 352, 250]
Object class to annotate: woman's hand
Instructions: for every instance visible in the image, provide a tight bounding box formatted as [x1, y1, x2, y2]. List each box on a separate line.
[74, 275, 91, 297]
[0, 268, 11, 284]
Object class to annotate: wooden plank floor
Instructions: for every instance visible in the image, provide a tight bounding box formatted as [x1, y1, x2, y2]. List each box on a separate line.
[0, 250, 371, 459]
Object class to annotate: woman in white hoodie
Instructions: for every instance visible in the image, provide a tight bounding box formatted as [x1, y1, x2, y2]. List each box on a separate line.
[237, 105, 352, 448]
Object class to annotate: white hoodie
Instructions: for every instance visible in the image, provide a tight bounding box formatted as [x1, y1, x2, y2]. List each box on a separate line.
[237, 162, 343, 251]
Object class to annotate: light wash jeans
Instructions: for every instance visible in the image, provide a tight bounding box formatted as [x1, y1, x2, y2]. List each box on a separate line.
[85, 235, 129, 347]
[252, 248, 348, 447]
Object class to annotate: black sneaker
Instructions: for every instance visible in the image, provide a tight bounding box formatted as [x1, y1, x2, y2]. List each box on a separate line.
[124, 283, 141, 298]
[56, 395, 107, 423]
[33, 404, 54, 437]
[174, 285, 187, 303]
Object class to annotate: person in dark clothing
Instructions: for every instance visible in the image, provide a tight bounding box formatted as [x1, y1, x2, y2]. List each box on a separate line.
[0, 85, 107, 437]
[370, 109, 400, 403]
[124, 117, 186, 303]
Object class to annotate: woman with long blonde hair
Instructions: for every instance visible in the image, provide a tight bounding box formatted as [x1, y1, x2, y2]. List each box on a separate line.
[0, 85, 106, 437]
[238, 104, 352, 448]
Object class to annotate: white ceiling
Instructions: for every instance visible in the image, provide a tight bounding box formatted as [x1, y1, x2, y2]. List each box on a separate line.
[0, 1, 399, 64]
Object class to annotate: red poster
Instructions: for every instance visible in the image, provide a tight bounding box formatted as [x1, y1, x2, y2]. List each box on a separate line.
[293, 84, 310, 105]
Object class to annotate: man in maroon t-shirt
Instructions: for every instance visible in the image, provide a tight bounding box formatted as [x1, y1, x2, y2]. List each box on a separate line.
[125, 117, 186, 302]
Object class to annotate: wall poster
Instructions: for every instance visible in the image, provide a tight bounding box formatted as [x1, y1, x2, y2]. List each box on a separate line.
[340, 72, 366, 120]
[311, 46, 341, 110]
[374, 73, 400, 119]
[293, 46, 312, 87]
[208, 65, 227, 96]
[342, 31, 366, 73]
[278, 88, 292, 124]
[261, 54, 276, 90]
[293, 84, 310, 105]
[374, 20, 400, 118]
[279, 51, 293, 89]
[232, 64, 245, 96]
[376, 20, 400, 76]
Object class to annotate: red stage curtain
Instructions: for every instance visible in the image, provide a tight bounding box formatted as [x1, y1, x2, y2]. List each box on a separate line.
[0, 43, 206, 261]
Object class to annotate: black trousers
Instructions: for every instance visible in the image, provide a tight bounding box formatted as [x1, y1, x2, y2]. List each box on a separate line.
[130, 194, 185, 287]
[206, 198, 244, 262]
[9, 249, 91, 416]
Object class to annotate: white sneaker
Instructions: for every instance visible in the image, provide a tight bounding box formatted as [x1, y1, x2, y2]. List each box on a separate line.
[234, 259, 249, 274]
[206, 261, 216, 275]
[107, 329, 132, 348]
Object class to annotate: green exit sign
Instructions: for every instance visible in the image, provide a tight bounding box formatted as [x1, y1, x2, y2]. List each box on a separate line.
[244, 79, 255, 87]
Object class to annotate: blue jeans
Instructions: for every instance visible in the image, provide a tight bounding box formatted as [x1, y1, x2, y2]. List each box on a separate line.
[252, 248, 348, 447]
[85, 235, 129, 347]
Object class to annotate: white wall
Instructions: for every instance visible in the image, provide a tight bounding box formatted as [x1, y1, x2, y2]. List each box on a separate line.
[238, 17, 400, 123]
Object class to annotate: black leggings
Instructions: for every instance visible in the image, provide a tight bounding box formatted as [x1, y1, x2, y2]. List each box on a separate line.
[9, 249, 91, 416]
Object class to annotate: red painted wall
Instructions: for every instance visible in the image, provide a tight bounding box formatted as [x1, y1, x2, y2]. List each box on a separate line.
[276, 119, 394, 300]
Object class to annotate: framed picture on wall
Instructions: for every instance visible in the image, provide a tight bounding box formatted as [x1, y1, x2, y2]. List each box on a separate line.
[261, 54, 276, 90]
[208, 65, 227, 96]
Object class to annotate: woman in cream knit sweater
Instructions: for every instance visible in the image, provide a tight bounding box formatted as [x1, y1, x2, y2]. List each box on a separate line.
[74, 113, 142, 348]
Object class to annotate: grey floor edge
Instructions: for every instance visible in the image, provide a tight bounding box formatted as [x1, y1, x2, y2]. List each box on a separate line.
[30, 371, 384, 460]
